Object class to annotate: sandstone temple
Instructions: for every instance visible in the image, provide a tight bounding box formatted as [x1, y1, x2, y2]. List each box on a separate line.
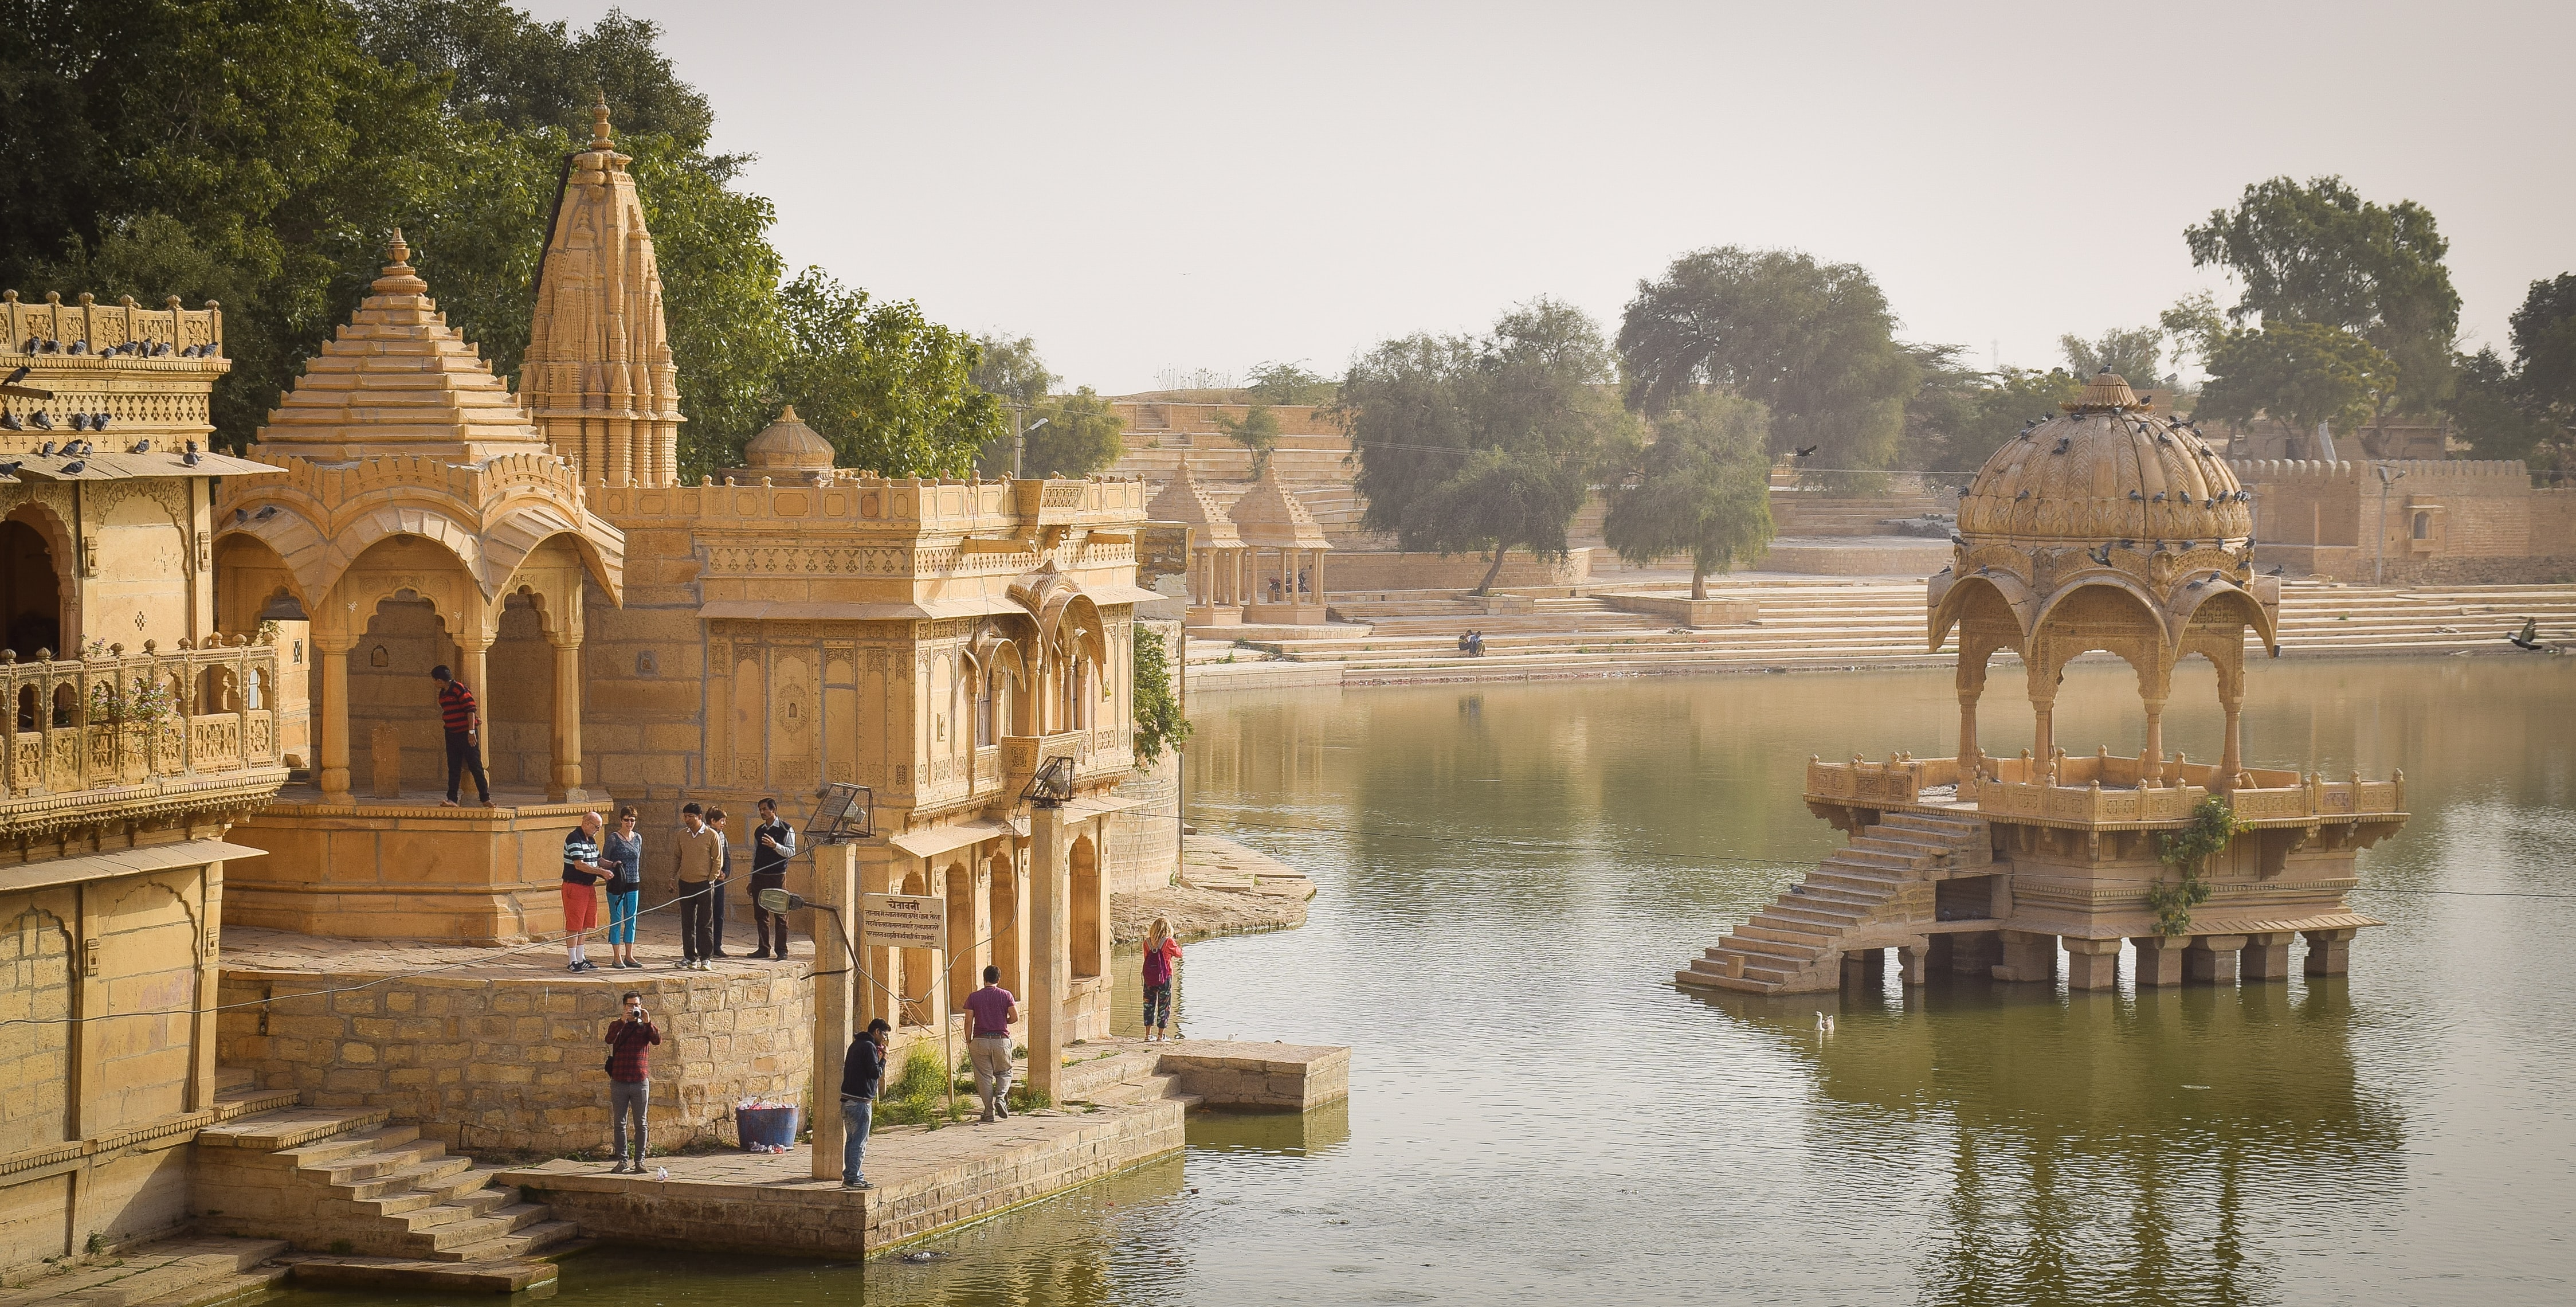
[1678, 370, 2408, 995]
[1, 103, 1181, 1276]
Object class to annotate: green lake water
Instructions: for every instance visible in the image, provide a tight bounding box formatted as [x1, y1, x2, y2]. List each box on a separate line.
[268, 656, 2576, 1305]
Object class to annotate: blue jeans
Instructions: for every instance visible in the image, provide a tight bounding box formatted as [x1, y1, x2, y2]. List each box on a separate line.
[1142, 982, 1173, 1030]
[841, 1097, 872, 1183]
[607, 891, 639, 945]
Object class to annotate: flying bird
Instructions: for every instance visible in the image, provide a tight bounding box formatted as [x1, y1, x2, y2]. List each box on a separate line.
[2088, 542, 2112, 566]
[1793, 444, 1818, 458]
[2509, 619, 2543, 651]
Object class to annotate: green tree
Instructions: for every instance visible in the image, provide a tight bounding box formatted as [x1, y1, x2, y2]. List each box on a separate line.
[1905, 358, 2087, 475]
[1601, 392, 1775, 598]
[2186, 175, 2461, 441]
[2197, 323, 2395, 447]
[2060, 326, 2168, 390]
[1616, 246, 1917, 488]
[970, 332, 1056, 409]
[1211, 403, 1281, 479]
[1245, 361, 1335, 405]
[771, 269, 1005, 478]
[1131, 625, 1190, 764]
[1019, 386, 1127, 479]
[1333, 299, 1634, 594]
[2450, 274, 2576, 474]
[354, 0, 719, 149]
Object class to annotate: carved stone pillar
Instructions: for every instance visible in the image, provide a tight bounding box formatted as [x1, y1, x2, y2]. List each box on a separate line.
[2142, 698, 2166, 785]
[2131, 935, 2186, 986]
[456, 632, 492, 776]
[2186, 934, 2248, 984]
[314, 632, 355, 803]
[548, 631, 586, 801]
[1028, 804, 1068, 1103]
[2064, 936, 2122, 990]
[2302, 927, 2354, 976]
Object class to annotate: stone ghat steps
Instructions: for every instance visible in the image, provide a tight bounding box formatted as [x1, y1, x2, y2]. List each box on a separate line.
[1053, 1046, 1205, 1110]
[0, 1237, 291, 1307]
[1241, 582, 2576, 676]
[194, 1101, 575, 1278]
[1679, 812, 1986, 996]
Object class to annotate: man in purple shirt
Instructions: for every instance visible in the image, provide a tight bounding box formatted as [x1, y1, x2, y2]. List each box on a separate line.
[963, 966, 1018, 1124]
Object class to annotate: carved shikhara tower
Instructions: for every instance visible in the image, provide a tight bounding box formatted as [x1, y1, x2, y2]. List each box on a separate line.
[1680, 371, 2406, 996]
[524, 96, 684, 488]
[535, 107, 1166, 1039]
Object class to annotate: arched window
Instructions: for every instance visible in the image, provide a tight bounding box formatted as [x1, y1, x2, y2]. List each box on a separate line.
[16, 684, 34, 731]
[974, 666, 994, 747]
[53, 682, 77, 727]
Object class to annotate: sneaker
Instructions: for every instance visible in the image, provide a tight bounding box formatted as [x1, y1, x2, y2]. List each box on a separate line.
[610, 1160, 629, 1174]
[995, 1097, 1010, 1120]
[842, 1179, 873, 1191]
[567, 961, 583, 973]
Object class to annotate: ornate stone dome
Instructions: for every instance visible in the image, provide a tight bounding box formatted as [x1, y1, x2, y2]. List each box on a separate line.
[1958, 371, 2250, 547]
[742, 405, 836, 471]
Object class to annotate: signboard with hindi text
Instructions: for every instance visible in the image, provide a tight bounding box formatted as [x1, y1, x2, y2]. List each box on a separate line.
[860, 893, 944, 950]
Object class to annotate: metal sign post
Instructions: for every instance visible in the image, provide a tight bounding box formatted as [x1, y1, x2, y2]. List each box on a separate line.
[861, 893, 952, 1118]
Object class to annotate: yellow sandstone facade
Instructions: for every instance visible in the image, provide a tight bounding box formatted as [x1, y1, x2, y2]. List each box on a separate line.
[0, 297, 300, 1272]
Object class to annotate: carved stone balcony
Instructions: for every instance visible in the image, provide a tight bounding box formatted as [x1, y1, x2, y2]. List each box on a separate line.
[0, 638, 297, 842]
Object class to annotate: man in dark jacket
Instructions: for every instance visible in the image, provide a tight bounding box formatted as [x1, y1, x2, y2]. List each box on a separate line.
[841, 1018, 890, 1190]
[605, 991, 660, 1173]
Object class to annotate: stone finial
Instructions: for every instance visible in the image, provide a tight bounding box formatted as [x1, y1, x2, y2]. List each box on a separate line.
[590, 89, 615, 151]
[372, 230, 429, 297]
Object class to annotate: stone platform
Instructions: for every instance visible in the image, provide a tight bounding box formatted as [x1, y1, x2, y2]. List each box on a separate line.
[224, 786, 603, 944]
[215, 917, 813, 1154]
[496, 1037, 1347, 1258]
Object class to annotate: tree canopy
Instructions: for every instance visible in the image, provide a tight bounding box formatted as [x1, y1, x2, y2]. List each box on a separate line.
[2196, 323, 2394, 447]
[1334, 299, 1633, 594]
[1245, 361, 1336, 406]
[2060, 326, 2169, 391]
[0, 0, 987, 478]
[1018, 387, 1128, 480]
[1616, 246, 1916, 487]
[1601, 392, 1775, 598]
[1211, 404, 1281, 479]
[2450, 273, 2576, 474]
[770, 271, 1003, 477]
[2185, 175, 2460, 419]
[1904, 354, 2086, 476]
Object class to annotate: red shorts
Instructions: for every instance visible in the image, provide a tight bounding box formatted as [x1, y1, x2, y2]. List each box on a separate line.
[560, 883, 600, 932]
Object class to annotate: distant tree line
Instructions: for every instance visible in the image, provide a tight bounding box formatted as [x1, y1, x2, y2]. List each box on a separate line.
[1328, 176, 2573, 591]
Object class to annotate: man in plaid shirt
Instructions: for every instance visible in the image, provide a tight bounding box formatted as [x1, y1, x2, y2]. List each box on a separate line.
[604, 991, 660, 1172]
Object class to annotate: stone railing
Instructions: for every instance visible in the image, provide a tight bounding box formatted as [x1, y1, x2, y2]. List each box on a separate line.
[1809, 748, 2404, 825]
[1805, 753, 1964, 807]
[1, 639, 287, 807]
[3, 289, 225, 355]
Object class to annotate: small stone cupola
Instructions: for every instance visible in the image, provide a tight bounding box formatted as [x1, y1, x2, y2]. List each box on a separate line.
[740, 405, 837, 474]
[1930, 370, 2279, 788]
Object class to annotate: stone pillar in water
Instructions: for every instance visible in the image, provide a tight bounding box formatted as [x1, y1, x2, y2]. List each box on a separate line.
[2186, 935, 2247, 984]
[2240, 932, 2295, 981]
[2064, 937, 2122, 990]
[2132, 936, 2186, 986]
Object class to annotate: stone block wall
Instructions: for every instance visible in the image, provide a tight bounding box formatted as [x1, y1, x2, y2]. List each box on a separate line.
[1320, 547, 1591, 594]
[2234, 458, 2576, 581]
[1159, 1044, 1351, 1109]
[214, 968, 812, 1155]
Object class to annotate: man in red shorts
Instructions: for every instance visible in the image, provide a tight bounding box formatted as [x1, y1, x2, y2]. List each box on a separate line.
[561, 811, 609, 972]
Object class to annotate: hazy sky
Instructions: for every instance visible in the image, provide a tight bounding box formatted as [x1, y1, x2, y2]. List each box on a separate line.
[527, 0, 2573, 396]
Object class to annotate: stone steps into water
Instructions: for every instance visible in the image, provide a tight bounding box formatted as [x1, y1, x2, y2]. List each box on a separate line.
[1681, 813, 1991, 995]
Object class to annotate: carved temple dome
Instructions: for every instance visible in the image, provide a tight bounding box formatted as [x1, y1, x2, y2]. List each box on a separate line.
[742, 405, 836, 471]
[1957, 371, 2250, 547]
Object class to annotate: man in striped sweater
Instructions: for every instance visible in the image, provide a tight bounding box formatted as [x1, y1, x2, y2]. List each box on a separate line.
[430, 664, 494, 808]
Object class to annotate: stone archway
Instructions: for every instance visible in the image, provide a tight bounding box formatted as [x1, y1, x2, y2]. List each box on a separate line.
[350, 592, 460, 793]
[487, 590, 558, 793]
[1, 512, 68, 658]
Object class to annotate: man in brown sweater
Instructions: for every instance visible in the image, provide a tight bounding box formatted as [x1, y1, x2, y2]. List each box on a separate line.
[672, 803, 726, 970]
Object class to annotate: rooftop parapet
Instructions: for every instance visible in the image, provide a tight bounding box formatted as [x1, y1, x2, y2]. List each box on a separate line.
[3, 290, 225, 357]
[0, 637, 295, 843]
[590, 474, 1152, 531]
[1805, 751, 2404, 828]
[2228, 457, 2534, 483]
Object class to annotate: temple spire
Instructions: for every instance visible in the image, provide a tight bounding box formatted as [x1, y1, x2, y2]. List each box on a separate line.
[589, 88, 614, 151]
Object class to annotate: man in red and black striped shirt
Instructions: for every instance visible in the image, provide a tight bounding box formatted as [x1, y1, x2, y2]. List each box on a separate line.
[430, 664, 493, 807]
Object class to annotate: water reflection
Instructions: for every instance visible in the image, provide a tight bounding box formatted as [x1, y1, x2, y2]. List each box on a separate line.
[1696, 975, 2401, 1305]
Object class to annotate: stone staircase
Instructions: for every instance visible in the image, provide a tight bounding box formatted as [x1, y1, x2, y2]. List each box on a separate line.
[1678, 811, 1990, 995]
[194, 1104, 575, 1268]
[1052, 1044, 1206, 1110]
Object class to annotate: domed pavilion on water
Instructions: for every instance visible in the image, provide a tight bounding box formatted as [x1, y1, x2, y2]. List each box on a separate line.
[1679, 371, 2406, 995]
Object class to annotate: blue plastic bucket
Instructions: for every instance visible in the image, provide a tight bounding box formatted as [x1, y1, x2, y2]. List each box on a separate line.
[735, 1106, 799, 1150]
